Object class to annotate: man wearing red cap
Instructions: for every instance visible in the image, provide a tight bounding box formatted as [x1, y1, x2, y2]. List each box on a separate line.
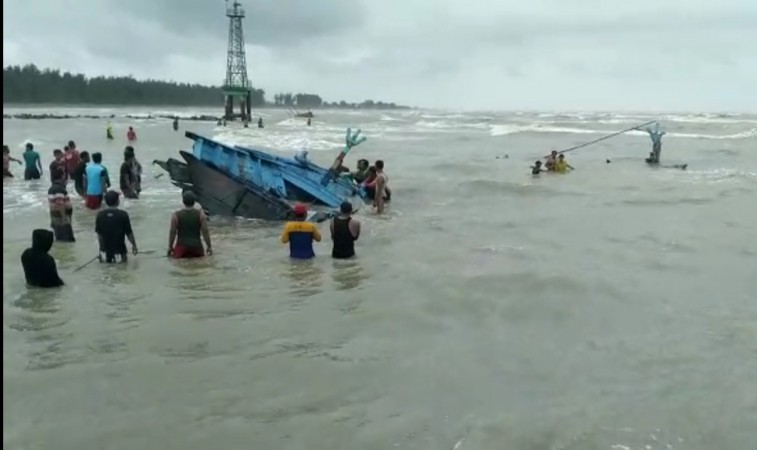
[280, 203, 321, 259]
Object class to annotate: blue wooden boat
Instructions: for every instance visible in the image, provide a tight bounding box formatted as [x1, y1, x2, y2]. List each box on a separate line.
[186, 132, 362, 208]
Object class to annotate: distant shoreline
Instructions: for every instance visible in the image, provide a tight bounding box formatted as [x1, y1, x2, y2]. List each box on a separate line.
[2, 106, 411, 122]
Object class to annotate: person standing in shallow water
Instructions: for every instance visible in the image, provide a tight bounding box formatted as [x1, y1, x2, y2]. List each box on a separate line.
[47, 166, 75, 242]
[95, 191, 138, 263]
[84, 152, 110, 209]
[330, 201, 360, 259]
[22, 143, 43, 180]
[120, 150, 139, 199]
[63, 140, 80, 178]
[372, 160, 390, 214]
[280, 203, 321, 259]
[168, 192, 213, 258]
[49, 149, 66, 183]
[72, 151, 90, 198]
[124, 146, 142, 196]
[21, 229, 64, 288]
[126, 126, 137, 142]
[3, 145, 22, 177]
[643, 122, 665, 164]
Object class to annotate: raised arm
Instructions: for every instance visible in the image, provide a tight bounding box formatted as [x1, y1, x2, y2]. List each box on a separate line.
[350, 219, 361, 241]
[200, 211, 212, 254]
[120, 213, 137, 254]
[168, 212, 178, 251]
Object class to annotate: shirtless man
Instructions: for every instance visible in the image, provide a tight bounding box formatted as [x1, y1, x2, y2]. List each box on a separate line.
[374, 160, 389, 214]
[3, 145, 22, 177]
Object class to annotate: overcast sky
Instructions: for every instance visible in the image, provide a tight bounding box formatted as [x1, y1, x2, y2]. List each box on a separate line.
[3, 0, 756, 111]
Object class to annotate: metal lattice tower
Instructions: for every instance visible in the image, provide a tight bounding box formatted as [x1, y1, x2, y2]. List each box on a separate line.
[222, 0, 251, 120]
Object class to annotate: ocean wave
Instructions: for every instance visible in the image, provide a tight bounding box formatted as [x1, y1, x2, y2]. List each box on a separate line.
[490, 124, 757, 140]
[212, 129, 342, 152]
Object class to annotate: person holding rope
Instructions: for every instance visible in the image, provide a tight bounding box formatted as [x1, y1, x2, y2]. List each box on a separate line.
[643, 122, 665, 164]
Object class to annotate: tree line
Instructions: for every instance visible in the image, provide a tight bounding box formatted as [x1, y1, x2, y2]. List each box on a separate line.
[3, 64, 407, 109]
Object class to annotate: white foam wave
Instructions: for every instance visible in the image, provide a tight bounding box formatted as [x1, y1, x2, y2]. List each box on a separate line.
[490, 124, 757, 140]
[212, 129, 342, 152]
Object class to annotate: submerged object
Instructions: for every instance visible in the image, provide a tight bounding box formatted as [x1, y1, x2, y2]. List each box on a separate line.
[646, 160, 688, 170]
[154, 131, 365, 221]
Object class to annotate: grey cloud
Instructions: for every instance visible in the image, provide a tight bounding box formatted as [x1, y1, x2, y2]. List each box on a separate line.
[3, 0, 757, 111]
[115, 0, 364, 47]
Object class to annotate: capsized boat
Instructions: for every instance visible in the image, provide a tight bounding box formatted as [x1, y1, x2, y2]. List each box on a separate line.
[184, 131, 362, 208]
[153, 130, 367, 221]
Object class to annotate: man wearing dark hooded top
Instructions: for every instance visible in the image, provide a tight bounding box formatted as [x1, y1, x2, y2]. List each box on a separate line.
[21, 229, 65, 288]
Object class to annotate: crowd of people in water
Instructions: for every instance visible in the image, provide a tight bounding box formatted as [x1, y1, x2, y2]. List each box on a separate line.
[4, 120, 391, 289]
[5, 118, 664, 290]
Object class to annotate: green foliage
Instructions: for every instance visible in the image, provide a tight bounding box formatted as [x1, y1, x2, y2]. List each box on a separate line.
[3, 64, 265, 106]
[3, 64, 408, 109]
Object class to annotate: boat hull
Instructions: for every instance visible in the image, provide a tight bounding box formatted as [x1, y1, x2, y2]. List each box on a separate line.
[187, 132, 361, 208]
[180, 151, 294, 221]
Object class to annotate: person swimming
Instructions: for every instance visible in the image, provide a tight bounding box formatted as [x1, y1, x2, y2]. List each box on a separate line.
[21, 229, 64, 288]
[531, 160, 545, 175]
[555, 154, 575, 173]
[545, 150, 558, 172]
[280, 203, 321, 259]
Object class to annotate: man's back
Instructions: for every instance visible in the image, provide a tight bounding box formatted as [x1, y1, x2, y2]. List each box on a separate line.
[331, 216, 359, 258]
[86, 164, 106, 195]
[175, 208, 203, 248]
[63, 150, 80, 175]
[23, 150, 39, 168]
[95, 208, 132, 255]
[281, 221, 321, 259]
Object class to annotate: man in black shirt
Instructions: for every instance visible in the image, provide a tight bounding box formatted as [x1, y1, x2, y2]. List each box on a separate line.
[95, 191, 138, 263]
[120, 151, 138, 199]
[73, 151, 90, 197]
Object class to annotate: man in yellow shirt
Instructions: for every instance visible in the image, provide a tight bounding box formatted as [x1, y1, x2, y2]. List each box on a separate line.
[280, 204, 321, 259]
[555, 154, 575, 173]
